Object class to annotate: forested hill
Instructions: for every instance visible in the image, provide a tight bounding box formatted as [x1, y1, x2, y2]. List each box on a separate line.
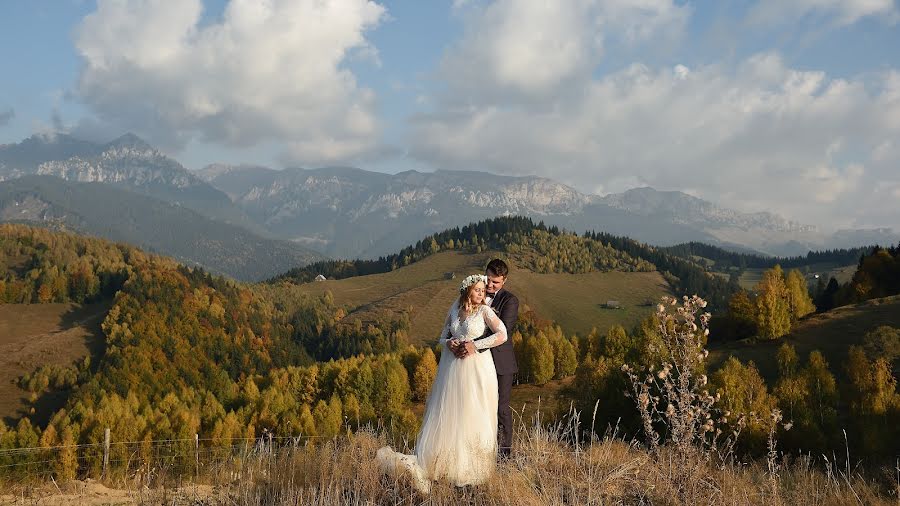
[0, 176, 325, 281]
[661, 241, 872, 270]
[1, 224, 428, 456]
[1, 223, 165, 304]
[271, 216, 742, 311]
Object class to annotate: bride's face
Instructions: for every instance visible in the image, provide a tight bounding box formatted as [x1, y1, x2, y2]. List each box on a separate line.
[469, 281, 486, 305]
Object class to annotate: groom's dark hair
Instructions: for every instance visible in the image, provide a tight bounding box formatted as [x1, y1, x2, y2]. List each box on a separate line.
[486, 258, 509, 278]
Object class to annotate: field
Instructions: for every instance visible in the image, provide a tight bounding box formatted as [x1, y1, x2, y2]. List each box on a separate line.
[0, 302, 108, 425]
[708, 295, 900, 383]
[294, 250, 671, 344]
[512, 269, 668, 337]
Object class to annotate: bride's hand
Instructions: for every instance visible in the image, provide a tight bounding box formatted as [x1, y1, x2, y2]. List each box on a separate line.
[449, 339, 466, 358]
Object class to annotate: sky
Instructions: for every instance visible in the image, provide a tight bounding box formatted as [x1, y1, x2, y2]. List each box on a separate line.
[1, 0, 899, 232]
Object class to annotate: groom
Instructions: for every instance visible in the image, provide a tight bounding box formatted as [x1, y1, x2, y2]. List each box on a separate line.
[453, 258, 519, 459]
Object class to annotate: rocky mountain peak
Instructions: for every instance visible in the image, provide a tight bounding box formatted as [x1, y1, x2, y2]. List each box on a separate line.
[104, 132, 155, 152]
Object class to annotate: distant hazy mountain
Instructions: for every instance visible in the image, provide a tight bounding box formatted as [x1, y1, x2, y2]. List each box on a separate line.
[0, 176, 324, 281]
[198, 166, 616, 258]
[4, 133, 893, 262]
[595, 188, 824, 256]
[201, 164, 898, 259]
[599, 187, 815, 233]
[1, 133, 260, 231]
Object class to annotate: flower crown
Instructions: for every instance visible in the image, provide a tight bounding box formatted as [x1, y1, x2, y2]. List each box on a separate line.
[459, 274, 487, 293]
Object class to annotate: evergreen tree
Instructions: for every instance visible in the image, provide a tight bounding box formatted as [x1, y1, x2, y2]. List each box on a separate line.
[817, 277, 840, 311]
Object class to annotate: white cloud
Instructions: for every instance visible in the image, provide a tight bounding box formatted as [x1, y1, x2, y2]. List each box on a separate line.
[749, 0, 899, 27]
[412, 1, 900, 230]
[439, 0, 689, 104]
[74, 0, 386, 165]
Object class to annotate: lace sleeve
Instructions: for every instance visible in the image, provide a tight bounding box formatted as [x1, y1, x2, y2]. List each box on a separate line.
[474, 305, 507, 350]
[438, 302, 456, 348]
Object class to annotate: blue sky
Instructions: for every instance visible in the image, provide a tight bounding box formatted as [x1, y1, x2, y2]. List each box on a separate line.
[1, 0, 899, 230]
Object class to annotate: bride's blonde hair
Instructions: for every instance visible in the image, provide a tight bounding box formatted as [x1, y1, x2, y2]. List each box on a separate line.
[457, 279, 486, 315]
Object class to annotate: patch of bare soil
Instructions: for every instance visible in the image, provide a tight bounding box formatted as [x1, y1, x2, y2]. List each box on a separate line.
[0, 480, 225, 505]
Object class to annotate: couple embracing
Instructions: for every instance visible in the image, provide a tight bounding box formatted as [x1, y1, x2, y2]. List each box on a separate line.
[377, 259, 519, 493]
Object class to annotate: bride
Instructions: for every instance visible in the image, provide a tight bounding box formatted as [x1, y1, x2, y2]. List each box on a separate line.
[377, 274, 508, 493]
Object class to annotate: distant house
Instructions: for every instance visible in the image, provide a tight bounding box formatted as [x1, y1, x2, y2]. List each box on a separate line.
[315, 274, 327, 282]
[605, 300, 621, 309]
[444, 272, 456, 280]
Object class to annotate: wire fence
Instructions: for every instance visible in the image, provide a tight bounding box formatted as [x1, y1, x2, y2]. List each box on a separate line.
[0, 406, 595, 486]
[0, 431, 335, 484]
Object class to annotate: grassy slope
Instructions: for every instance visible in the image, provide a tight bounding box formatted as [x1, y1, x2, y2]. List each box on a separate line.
[512, 269, 669, 337]
[293, 250, 672, 345]
[0, 302, 108, 425]
[295, 250, 490, 343]
[708, 295, 900, 383]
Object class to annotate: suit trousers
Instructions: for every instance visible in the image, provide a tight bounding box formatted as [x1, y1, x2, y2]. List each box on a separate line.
[497, 373, 515, 457]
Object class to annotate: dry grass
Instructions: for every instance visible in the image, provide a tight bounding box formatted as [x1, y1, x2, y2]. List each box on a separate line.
[219, 426, 898, 506]
[1, 420, 896, 505]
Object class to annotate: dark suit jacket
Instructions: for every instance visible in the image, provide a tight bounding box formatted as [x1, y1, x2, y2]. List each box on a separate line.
[476, 288, 519, 375]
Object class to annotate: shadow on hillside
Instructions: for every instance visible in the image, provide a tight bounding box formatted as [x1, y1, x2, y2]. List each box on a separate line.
[2, 302, 111, 427]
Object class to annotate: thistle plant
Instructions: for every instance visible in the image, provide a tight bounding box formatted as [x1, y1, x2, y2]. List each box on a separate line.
[623, 295, 747, 461]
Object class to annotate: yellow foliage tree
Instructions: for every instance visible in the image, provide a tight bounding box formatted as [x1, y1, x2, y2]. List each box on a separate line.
[785, 269, 815, 321]
[412, 349, 438, 401]
[755, 265, 791, 339]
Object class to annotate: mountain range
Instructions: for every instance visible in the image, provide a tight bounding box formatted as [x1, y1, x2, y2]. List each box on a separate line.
[198, 163, 898, 259]
[2, 132, 897, 266]
[0, 134, 324, 280]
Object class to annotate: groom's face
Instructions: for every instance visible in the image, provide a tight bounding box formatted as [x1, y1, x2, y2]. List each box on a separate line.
[485, 272, 506, 294]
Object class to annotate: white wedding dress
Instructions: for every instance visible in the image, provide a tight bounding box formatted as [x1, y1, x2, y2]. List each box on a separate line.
[377, 301, 508, 493]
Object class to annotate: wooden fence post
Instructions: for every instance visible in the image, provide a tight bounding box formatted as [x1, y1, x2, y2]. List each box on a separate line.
[102, 428, 110, 479]
[194, 433, 200, 476]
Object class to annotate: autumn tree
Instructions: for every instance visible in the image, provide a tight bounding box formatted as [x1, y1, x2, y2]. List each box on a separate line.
[803, 351, 837, 442]
[521, 332, 555, 385]
[313, 395, 344, 438]
[412, 348, 438, 401]
[862, 326, 900, 373]
[56, 426, 78, 482]
[755, 265, 791, 339]
[844, 346, 900, 455]
[785, 269, 815, 321]
[551, 335, 578, 379]
[713, 357, 779, 452]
